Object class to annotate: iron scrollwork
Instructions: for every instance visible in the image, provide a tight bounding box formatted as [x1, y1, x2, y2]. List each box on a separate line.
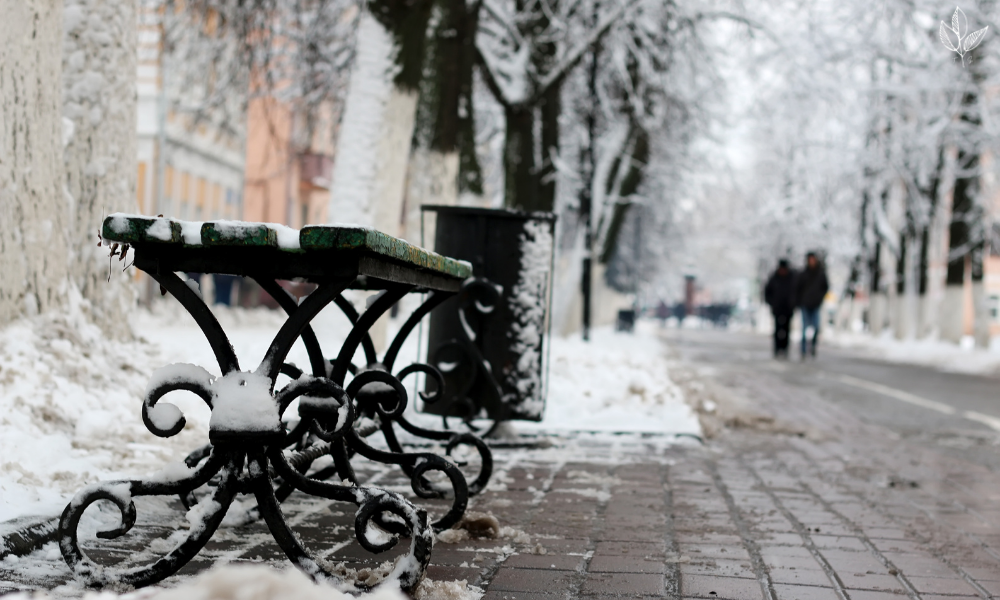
[265, 280, 495, 530]
[58, 273, 433, 593]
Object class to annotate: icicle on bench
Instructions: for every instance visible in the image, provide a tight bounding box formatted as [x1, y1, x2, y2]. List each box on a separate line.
[58, 214, 494, 593]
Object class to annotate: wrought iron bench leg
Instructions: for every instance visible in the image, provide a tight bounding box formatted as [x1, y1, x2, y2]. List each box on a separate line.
[58, 275, 434, 592]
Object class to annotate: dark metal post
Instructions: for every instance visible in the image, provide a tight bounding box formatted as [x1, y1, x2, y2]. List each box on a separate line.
[580, 0, 600, 341]
[684, 275, 696, 320]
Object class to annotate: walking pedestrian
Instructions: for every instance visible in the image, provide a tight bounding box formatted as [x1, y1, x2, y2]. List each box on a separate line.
[656, 300, 670, 327]
[764, 259, 796, 358]
[796, 251, 829, 359]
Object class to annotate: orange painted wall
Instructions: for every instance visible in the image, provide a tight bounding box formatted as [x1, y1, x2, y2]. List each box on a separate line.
[241, 96, 334, 227]
[243, 96, 295, 225]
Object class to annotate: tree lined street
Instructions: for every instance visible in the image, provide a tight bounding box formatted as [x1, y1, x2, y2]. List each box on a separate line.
[4, 0, 1000, 597]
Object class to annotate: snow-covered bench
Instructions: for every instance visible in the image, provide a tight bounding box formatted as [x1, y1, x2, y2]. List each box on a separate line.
[58, 214, 493, 593]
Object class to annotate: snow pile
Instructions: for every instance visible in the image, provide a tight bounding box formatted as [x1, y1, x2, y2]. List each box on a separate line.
[413, 578, 483, 600]
[5, 564, 408, 599]
[517, 321, 700, 434]
[146, 218, 173, 242]
[826, 330, 1000, 376]
[435, 511, 530, 547]
[209, 371, 281, 436]
[0, 292, 369, 523]
[0, 292, 211, 522]
[395, 314, 699, 435]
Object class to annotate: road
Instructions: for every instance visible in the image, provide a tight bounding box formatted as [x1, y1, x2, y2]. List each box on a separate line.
[664, 327, 1000, 472]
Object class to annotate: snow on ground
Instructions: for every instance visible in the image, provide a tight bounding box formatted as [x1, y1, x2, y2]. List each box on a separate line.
[0, 294, 363, 523]
[4, 564, 413, 600]
[518, 320, 699, 435]
[825, 329, 1000, 376]
[0, 291, 190, 523]
[0, 294, 695, 525]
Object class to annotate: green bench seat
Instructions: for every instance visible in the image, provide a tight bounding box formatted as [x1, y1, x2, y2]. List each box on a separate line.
[102, 214, 472, 290]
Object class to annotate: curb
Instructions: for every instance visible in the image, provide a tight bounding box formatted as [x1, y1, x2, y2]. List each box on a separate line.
[0, 516, 59, 559]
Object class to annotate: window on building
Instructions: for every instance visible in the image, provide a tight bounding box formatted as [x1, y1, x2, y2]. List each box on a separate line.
[164, 165, 175, 215]
[196, 177, 207, 220]
[137, 162, 147, 212]
[181, 172, 191, 219]
[990, 295, 1000, 322]
[210, 183, 221, 217]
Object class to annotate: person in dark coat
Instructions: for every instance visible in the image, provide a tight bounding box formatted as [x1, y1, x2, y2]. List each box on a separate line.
[796, 251, 829, 358]
[764, 259, 796, 358]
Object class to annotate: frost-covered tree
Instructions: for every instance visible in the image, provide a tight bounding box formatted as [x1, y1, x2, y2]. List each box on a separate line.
[160, 0, 357, 136]
[0, 0, 69, 327]
[326, 0, 433, 232]
[845, 2, 1000, 344]
[667, 0, 1000, 345]
[63, 0, 137, 338]
[406, 0, 483, 216]
[476, 0, 639, 211]
[545, 0, 740, 330]
[0, 0, 137, 336]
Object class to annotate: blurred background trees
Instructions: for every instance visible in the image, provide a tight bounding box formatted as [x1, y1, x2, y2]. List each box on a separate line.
[6, 0, 1000, 345]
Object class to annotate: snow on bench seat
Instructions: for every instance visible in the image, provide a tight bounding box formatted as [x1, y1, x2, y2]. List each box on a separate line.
[102, 214, 472, 281]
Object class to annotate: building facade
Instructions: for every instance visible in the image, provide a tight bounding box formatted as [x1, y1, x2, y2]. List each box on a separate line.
[136, 1, 245, 224]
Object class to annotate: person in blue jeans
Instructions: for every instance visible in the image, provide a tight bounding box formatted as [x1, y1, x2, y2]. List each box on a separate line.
[796, 252, 829, 359]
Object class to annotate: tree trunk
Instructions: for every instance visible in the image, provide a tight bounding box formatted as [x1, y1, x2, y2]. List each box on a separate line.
[942, 151, 976, 343]
[917, 149, 945, 339]
[403, 148, 459, 246]
[899, 232, 919, 340]
[0, 0, 69, 327]
[402, 0, 481, 243]
[504, 105, 538, 211]
[370, 86, 419, 236]
[971, 243, 989, 347]
[503, 82, 562, 213]
[328, 4, 431, 232]
[917, 224, 932, 338]
[537, 83, 561, 211]
[63, 0, 137, 339]
[869, 241, 887, 335]
[599, 125, 648, 263]
[328, 3, 433, 353]
[892, 234, 904, 338]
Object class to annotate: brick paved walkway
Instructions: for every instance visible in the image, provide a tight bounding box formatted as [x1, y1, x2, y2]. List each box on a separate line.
[4, 357, 1000, 598]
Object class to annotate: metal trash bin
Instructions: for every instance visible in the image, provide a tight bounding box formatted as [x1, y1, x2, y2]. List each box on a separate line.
[420, 206, 556, 422]
[616, 309, 636, 332]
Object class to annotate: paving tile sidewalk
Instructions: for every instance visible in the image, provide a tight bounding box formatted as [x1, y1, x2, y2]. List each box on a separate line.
[5, 367, 1000, 598]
